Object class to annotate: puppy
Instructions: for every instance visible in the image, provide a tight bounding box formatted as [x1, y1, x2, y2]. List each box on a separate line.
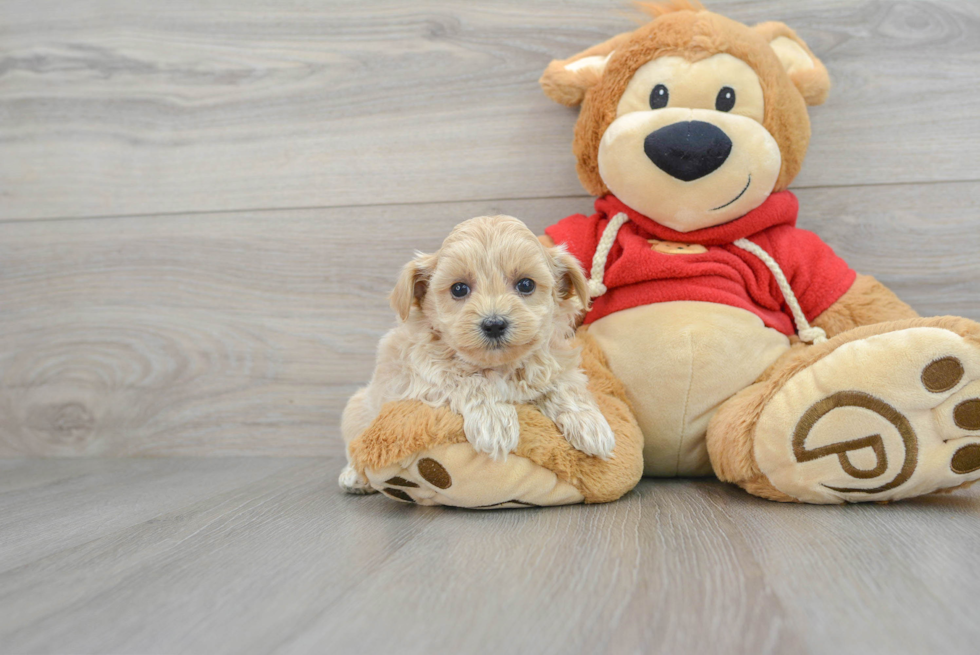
[339, 215, 616, 493]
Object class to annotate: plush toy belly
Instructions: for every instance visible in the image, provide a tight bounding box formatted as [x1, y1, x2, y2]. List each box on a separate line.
[588, 301, 790, 477]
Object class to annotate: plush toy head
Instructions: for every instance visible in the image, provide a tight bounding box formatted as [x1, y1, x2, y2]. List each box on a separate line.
[390, 215, 590, 367]
[539, 0, 830, 232]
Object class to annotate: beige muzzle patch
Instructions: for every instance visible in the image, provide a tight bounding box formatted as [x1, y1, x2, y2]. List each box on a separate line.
[597, 108, 781, 232]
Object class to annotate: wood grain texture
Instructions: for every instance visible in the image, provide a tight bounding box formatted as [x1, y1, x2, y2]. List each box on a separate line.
[3, 4, 980, 652]
[0, 458, 978, 655]
[1, 0, 979, 220]
[0, 457, 299, 570]
[2, 182, 979, 457]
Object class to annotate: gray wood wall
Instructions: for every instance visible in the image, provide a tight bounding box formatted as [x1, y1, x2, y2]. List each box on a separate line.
[2, 0, 979, 457]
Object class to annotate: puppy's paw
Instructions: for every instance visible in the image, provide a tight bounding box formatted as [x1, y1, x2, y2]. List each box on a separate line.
[464, 404, 521, 461]
[558, 409, 616, 460]
[338, 463, 377, 495]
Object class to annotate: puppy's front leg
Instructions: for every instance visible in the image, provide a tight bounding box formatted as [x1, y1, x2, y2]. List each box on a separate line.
[339, 463, 375, 494]
[339, 386, 379, 495]
[461, 401, 521, 462]
[538, 386, 616, 460]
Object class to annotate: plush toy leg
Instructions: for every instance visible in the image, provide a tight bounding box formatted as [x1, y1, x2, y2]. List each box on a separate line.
[362, 444, 585, 508]
[708, 317, 980, 503]
[347, 329, 645, 507]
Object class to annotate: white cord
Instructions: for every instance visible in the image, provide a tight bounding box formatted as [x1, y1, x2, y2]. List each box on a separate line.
[585, 219, 826, 345]
[732, 238, 828, 344]
[588, 212, 630, 298]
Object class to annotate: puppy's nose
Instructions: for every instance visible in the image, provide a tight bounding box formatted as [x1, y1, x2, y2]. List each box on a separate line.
[643, 121, 732, 182]
[480, 316, 510, 340]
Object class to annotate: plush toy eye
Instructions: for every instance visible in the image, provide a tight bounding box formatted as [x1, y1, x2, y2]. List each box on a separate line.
[715, 87, 736, 112]
[516, 278, 536, 295]
[450, 282, 470, 298]
[649, 84, 669, 110]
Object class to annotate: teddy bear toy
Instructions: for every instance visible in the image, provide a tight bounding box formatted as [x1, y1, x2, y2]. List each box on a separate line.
[345, 0, 980, 506]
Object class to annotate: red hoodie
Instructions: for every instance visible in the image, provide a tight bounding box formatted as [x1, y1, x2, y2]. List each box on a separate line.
[545, 192, 856, 336]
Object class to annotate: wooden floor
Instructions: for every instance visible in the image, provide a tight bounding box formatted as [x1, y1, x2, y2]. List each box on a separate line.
[0, 457, 978, 655]
[3, 1, 980, 653]
[3, 0, 980, 457]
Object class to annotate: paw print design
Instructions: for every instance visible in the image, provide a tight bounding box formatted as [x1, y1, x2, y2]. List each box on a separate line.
[358, 443, 586, 508]
[755, 326, 980, 503]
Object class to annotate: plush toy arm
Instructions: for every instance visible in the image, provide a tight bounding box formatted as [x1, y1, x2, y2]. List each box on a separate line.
[811, 274, 919, 339]
[348, 401, 464, 473]
[346, 330, 645, 507]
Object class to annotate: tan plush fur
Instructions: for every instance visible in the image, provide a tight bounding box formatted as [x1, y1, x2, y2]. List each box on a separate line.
[539, 4, 821, 197]
[350, 329, 646, 504]
[812, 274, 919, 338]
[341, 215, 616, 490]
[537, 2, 710, 107]
[539, 31, 635, 107]
[752, 21, 831, 106]
[637, 1, 706, 18]
[706, 316, 980, 495]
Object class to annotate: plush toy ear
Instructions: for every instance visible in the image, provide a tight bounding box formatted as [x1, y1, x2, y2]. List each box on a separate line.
[550, 245, 591, 311]
[390, 252, 435, 321]
[754, 21, 831, 106]
[539, 31, 633, 107]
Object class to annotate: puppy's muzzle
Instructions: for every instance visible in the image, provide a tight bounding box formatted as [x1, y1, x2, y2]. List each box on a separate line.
[480, 316, 510, 342]
[643, 120, 732, 182]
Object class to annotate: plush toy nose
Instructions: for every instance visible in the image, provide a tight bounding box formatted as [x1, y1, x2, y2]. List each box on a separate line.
[480, 316, 509, 340]
[643, 121, 733, 182]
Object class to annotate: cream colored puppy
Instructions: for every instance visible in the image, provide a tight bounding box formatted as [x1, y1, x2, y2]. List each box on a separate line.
[339, 215, 616, 493]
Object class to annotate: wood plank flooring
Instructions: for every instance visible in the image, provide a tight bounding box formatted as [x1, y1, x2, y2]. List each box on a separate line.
[1, 458, 979, 655]
[3, 182, 980, 456]
[2, 0, 979, 220]
[2, 2, 980, 652]
[3, 0, 980, 456]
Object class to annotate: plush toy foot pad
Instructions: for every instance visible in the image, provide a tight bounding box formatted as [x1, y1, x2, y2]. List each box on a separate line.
[363, 443, 584, 508]
[755, 324, 980, 503]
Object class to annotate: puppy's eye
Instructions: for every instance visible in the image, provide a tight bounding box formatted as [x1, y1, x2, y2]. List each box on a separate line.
[450, 282, 470, 299]
[516, 278, 535, 295]
[715, 87, 736, 112]
[649, 84, 669, 110]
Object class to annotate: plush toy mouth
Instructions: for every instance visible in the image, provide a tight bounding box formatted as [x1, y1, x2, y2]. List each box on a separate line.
[711, 173, 752, 211]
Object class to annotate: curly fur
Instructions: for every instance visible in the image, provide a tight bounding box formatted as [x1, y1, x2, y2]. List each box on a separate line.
[341, 215, 615, 490]
[349, 329, 646, 504]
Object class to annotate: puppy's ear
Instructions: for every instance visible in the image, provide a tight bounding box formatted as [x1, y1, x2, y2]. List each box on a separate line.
[539, 31, 632, 107]
[755, 22, 831, 106]
[390, 251, 436, 321]
[550, 245, 592, 311]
